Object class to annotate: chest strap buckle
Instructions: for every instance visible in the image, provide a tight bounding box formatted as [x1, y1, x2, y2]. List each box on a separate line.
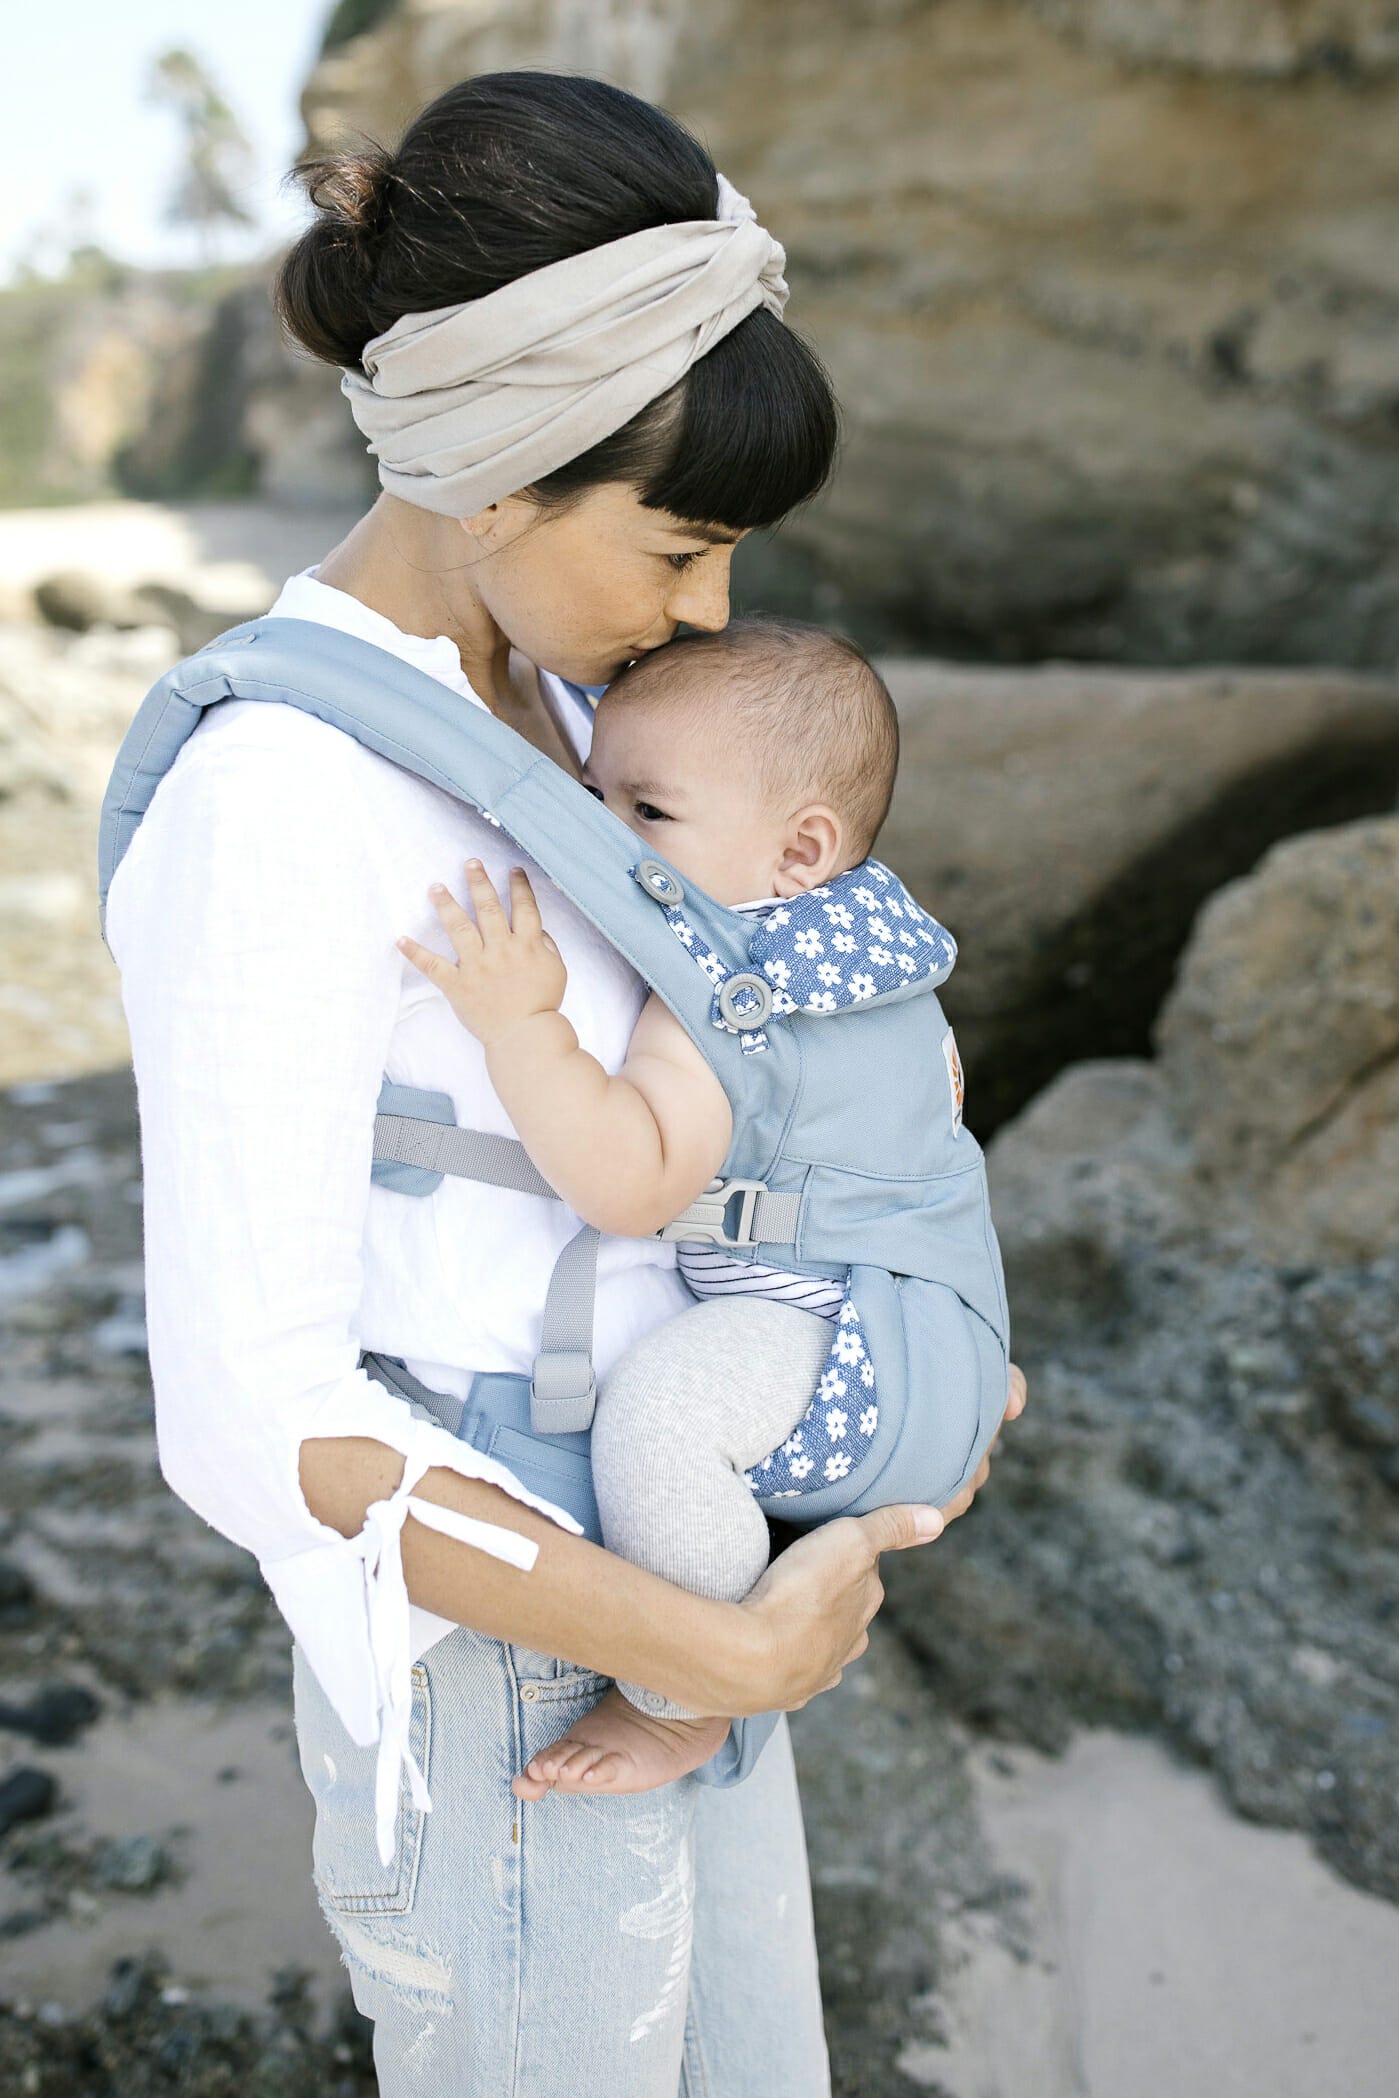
[660, 1178, 773, 1248]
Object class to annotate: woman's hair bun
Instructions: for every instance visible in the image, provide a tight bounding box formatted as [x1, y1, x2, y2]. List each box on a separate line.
[275, 143, 397, 369]
[298, 145, 395, 245]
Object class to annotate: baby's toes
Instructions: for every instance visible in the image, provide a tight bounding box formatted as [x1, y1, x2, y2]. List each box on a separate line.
[548, 1737, 606, 1782]
[578, 1752, 628, 1789]
[529, 1730, 590, 1780]
[553, 1745, 617, 1792]
[511, 1767, 552, 1801]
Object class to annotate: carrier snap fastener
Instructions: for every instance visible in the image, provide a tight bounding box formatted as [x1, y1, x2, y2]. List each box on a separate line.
[519, 1684, 540, 1703]
[634, 859, 685, 906]
[718, 972, 773, 1029]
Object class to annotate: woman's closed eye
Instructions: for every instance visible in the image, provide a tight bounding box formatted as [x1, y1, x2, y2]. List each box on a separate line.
[666, 550, 703, 572]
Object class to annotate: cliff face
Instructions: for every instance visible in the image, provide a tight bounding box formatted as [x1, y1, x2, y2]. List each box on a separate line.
[0, 266, 375, 515]
[298, 0, 1399, 666]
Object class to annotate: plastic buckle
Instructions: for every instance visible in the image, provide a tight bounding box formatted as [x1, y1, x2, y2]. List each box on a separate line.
[659, 1177, 769, 1247]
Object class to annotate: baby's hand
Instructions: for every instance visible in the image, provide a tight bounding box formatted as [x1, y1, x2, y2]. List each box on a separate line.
[397, 862, 567, 1047]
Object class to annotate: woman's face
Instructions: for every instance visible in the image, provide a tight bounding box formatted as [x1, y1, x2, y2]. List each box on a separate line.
[463, 482, 748, 686]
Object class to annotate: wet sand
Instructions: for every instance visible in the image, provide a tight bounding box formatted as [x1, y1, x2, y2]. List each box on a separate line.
[2, 1701, 342, 2016]
[923, 1731, 1399, 2098]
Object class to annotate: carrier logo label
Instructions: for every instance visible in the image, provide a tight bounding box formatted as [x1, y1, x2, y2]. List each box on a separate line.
[942, 1028, 965, 1135]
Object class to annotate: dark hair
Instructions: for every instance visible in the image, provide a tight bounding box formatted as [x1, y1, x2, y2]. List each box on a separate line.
[605, 617, 900, 859]
[275, 72, 837, 530]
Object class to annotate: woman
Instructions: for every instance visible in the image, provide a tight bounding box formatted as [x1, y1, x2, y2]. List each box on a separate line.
[105, 72, 1025, 2096]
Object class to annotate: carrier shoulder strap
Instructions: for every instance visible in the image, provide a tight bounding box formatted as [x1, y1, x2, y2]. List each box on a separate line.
[98, 616, 800, 1436]
[98, 616, 732, 1050]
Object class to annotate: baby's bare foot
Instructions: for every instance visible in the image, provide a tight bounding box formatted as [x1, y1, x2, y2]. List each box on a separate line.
[512, 1686, 729, 1800]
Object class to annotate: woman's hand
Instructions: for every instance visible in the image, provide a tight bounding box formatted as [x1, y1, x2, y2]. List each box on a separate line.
[722, 1361, 1028, 1714]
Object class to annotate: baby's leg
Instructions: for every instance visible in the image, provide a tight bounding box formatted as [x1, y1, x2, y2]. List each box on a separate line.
[513, 1299, 832, 1800]
[596, 1295, 835, 1651]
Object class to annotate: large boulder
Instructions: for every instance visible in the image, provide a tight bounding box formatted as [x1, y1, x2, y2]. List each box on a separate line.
[299, 0, 1399, 667]
[1155, 816, 1399, 1262]
[880, 810, 1399, 1904]
[881, 660, 1399, 1130]
[1288, 1260, 1399, 1484]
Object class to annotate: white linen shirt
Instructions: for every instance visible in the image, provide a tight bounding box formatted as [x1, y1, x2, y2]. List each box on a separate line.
[106, 568, 691, 1858]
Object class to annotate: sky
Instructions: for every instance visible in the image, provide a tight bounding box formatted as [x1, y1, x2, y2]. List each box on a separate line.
[3, 1, 343, 283]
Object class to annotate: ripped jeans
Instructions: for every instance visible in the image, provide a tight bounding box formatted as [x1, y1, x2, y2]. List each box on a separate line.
[292, 1629, 831, 2096]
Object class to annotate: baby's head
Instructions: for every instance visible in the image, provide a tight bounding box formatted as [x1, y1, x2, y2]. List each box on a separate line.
[585, 619, 899, 907]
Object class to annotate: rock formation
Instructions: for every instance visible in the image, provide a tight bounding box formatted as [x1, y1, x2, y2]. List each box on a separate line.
[880, 661, 1399, 1128]
[885, 815, 1399, 1906]
[294, 0, 1399, 667]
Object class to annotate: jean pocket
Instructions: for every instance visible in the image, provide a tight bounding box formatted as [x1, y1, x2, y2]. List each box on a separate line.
[516, 1665, 612, 1708]
[297, 1658, 432, 1917]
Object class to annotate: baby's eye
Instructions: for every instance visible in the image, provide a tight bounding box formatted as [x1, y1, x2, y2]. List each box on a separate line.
[635, 801, 670, 823]
[582, 784, 605, 802]
[666, 550, 703, 571]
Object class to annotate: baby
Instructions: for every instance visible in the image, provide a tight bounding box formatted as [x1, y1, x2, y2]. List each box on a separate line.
[400, 619, 903, 1793]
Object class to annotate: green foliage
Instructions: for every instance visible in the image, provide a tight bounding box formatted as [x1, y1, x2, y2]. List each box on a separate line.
[320, 0, 400, 55]
[0, 281, 63, 506]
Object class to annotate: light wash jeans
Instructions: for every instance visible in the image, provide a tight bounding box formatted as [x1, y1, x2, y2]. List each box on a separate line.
[292, 1629, 831, 2095]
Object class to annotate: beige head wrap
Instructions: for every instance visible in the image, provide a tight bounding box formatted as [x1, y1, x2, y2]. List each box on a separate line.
[339, 174, 788, 517]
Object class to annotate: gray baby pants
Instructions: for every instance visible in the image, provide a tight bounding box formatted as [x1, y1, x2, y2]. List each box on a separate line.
[590, 1295, 834, 1719]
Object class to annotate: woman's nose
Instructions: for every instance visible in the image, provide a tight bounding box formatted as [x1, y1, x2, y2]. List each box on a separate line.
[665, 551, 732, 632]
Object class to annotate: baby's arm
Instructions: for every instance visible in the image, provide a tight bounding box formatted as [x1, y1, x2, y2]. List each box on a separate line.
[399, 861, 732, 1237]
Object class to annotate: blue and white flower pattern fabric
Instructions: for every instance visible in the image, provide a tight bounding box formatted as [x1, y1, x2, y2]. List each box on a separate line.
[743, 1295, 880, 1499]
[655, 858, 957, 1055]
[644, 858, 955, 1499]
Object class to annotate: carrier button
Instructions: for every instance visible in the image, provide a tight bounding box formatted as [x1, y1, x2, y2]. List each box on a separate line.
[639, 1690, 668, 1715]
[519, 1684, 540, 1703]
[718, 972, 774, 1030]
[635, 859, 685, 906]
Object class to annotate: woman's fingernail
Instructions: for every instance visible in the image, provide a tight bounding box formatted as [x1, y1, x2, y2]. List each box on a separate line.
[429, 882, 446, 894]
[914, 1510, 944, 1541]
[466, 858, 483, 871]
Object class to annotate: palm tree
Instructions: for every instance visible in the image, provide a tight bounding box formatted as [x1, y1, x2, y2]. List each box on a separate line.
[145, 49, 256, 270]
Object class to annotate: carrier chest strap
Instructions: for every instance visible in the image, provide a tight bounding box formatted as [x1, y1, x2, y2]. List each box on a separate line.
[371, 1112, 803, 1436]
[372, 1115, 801, 1250]
[374, 1116, 556, 1200]
[372, 1115, 597, 1434]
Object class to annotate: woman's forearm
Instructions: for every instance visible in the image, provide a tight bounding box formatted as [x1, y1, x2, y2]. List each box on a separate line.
[299, 1434, 767, 1713]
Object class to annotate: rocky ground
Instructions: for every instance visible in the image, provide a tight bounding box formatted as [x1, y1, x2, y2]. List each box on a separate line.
[2, 502, 1398, 2093]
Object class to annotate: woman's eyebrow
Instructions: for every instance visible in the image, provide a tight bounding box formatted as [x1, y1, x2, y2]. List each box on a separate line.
[667, 523, 743, 545]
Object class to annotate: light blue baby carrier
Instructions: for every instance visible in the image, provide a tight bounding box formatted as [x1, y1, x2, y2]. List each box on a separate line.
[98, 617, 1009, 1554]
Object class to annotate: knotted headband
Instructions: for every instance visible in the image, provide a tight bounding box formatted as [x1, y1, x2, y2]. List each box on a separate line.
[340, 174, 789, 517]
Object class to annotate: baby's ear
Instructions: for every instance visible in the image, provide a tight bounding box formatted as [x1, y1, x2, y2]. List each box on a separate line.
[775, 804, 844, 896]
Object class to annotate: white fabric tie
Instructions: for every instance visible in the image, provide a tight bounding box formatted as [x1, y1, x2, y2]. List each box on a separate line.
[356, 1456, 541, 1865]
[340, 173, 788, 518]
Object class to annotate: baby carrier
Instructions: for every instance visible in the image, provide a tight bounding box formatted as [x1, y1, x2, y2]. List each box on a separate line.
[97, 617, 1010, 1542]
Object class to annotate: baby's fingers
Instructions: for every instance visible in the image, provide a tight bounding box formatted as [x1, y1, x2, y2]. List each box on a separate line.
[423, 879, 484, 962]
[507, 867, 544, 936]
[397, 931, 453, 982]
[462, 858, 509, 938]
